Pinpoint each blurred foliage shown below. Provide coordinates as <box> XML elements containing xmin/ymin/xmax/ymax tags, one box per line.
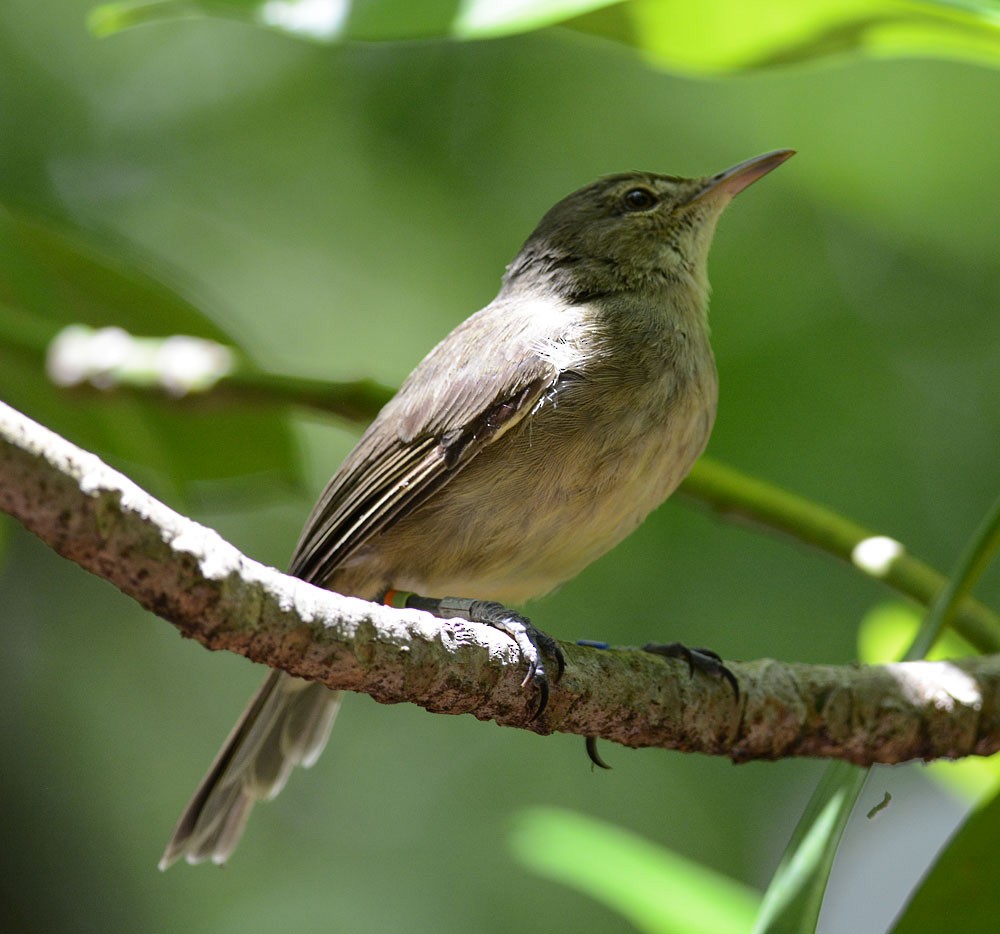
<box><xmin>91</xmin><ymin>0</ymin><xmax>1000</xmax><ymax>71</ymax></box>
<box><xmin>509</xmin><ymin>806</ymin><xmax>760</xmax><ymax>933</ymax></box>
<box><xmin>758</xmin><ymin>492</ymin><xmax>1000</xmax><ymax>933</ymax></box>
<box><xmin>2</xmin><ymin>1</ymin><xmax>1000</xmax><ymax>933</ymax></box>
<box><xmin>894</xmin><ymin>785</ymin><xmax>1000</xmax><ymax>933</ymax></box>
<box><xmin>754</xmin><ymin>761</ymin><xmax>869</xmax><ymax>934</ymax></box>
<box><xmin>0</xmin><ymin>208</ymin><xmax>301</xmax><ymax>500</ymax></box>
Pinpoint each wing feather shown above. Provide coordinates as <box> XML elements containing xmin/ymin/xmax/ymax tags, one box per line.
<box><xmin>288</xmin><ymin>297</ymin><xmax>568</xmax><ymax>585</ymax></box>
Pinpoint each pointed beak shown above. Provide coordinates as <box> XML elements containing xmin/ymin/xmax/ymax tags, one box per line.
<box><xmin>687</xmin><ymin>149</ymin><xmax>795</xmax><ymax>204</ymax></box>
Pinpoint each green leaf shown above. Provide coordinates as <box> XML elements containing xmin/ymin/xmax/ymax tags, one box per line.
<box><xmin>509</xmin><ymin>806</ymin><xmax>760</xmax><ymax>934</ymax></box>
<box><xmin>88</xmin><ymin>0</ymin><xmax>1000</xmax><ymax>71</ymax></box>
<box><xmin>572</xmin><ymin>0</ymin><xmax>1000</xmax><ymax>73</ymax></box>
<box><xmin>0</xmin><ymin>205</ymin><xmax>301</xmax><ymax>499</ymax></box>
<box><xmin>753</xmin><ymin>762</ymin><xmax>867</xmax><ymax>934</ymax></box>
<box><xmin>893</xmin><ymin>787</ymin><xmax>1000</xmax><ymax>933</ymax></box>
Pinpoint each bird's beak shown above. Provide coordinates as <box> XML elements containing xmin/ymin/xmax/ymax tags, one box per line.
<box><xmin>688</xmin><ymin>149</ymin><xmax>795</xmax><ymax>204</ymax></box>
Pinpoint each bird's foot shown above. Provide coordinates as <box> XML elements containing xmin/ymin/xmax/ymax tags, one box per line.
<box><xmin>393</xmin><ymin>593</ymin><xmax>564</xmax><ymax>718</ymax></box>
<box><xmin>641</xmin><ymin>642</ymin><xmax>739</xmax><ymax>700</ymax></box>
<box><xmin>575</xmin><ymin>639</ymin><xmax>739</xmax><ymax>769</ymax></box>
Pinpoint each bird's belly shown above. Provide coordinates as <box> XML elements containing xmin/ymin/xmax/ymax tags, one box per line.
<box><xmin>367</xmin><ymin>378</ymin><xmax>716</xmax><ymax>605</ymax></box>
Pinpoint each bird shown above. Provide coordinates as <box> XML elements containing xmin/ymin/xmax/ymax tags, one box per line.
<box><xmin>159</xmin><ymin>149</ymin><xmax>794</xmax><ymax>868</ymax></box>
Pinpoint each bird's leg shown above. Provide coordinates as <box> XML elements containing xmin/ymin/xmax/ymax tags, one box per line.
<box><xmin>384</xmin><ymin>592</ymin><xmax>564</xmax><ymax>718</ymax></box>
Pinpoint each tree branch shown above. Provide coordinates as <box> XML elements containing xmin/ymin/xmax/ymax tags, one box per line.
<box><xmin>2</xmin><ymin>398</ymin><xmax>999</xmax><ymax>765</ymax></box>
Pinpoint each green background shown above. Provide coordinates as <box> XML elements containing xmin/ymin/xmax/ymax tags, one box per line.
<box><xmin>2</xmin><ymin>2</ymin><xmax>999</xmax><ymax>931</ymax></box>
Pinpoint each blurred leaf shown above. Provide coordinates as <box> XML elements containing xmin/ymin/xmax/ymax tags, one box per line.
<box><xmin>753</xmin><ymin>762</ymin><xmax>867</xmax><ymax>934</ymax></box>
<box><xmin>857</xmin><ymin>601</ymin><xmax>974</xmax><ymax>665</ymax></box>
<box><xmin>893</xmin><ymin>785</ymin><xmax>1000</xmax><ymax>933</ymax></box>
<box><xmin>900</xmin><ymin>490</ymin><xmax>1000</xmax><ymax>663</ymax></box>
<box><xmin>89</xmin><ymin>0</ymin><xmax>1000</xmax><ymax>71</ymax></box>
<box><xmin>928</xmin><ymin>755</ymin><xmax>1000</xmax><ymax>802</ymax></box>
<box><xmin>0</xmin><ymin>206</ymin><xmax>301</xmax><ymax>499</ymax></box>
<box><xmin>572</xmin><ymin>0</ymin><xmax>1000</xmax><ymax>73</ymax></box>
<box><xmin>509</xmin><ymin>806</ymin><xmax>760</xmax><ymax>934</ymax></box>
<box><xmin>858</xmin><ymin>601</ymin><xmax>923</xmax><ymax>663</ymax></box>
<box><xmin>88</xmin><ymin>0</ymin><xmax>622</xmax><ymax>41</ymax></box>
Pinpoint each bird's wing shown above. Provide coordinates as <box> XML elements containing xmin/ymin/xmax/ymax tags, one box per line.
<box><xmin>288</xmin><ymin>298</ymin><xmax>567</xmax><ymax>585</ymax></box>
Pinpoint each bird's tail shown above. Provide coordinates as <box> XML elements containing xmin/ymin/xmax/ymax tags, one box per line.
<box><xmin>158</xmin><ymin>671</ymin><xmax>341</xmax><ymax>869</ymax></box>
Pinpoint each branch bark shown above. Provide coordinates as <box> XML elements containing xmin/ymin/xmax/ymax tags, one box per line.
<box><xmin>2</xmin><ymin>399</ymin><xmax>999</xmax><ymax>765</ymax></box>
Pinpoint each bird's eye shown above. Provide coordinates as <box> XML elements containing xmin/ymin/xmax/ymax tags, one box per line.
<box><xmin>623</xmin><ymin>187</ymin><xmax>657</xmax><ymax>211</ymax></box>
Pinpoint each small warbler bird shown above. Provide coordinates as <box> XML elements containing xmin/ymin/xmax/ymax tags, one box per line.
<box><xmin>160</xmin><ymin>149</ymin><xmax>793</xmax><ymax>868</ymax></box>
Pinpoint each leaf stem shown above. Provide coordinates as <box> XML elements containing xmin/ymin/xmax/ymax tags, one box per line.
<box><xmin>682</xmin><ymin>458</ymin><xmax>1000</xmax><ymax>653</ymax></box>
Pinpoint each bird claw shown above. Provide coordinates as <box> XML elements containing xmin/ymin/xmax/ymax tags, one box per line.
<box><xmin>642</xmin><ymin>642</ymin><xmax>739</xmax><ymax>699</ymax></box>
<box><xmin>409</xmin><ymin>596</ymin><xmax>564</xmax><ymax>719</ymax></box>
<box><xmin>585</xmin><ymin>736</ymin><xmax>612</xmax><ymax>770</ymax></box>
<box><xmin>487</xmin><ymin>607</ymin><xmax>563</xmax><ymax>719</ymax></box>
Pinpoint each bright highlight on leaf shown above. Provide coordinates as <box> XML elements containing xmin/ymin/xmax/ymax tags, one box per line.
<box><xmin>257</xmin><ymin>0</ymin><xmax>351</xmax><ymax>39</ymax></box>
<box><xmin>455</xmin><ymin>0</ymin><xmax>618</xmax><ymax>37</ymax></box>
<box><xmin>509</xmin><ymin>806</ymin><xmax>760</xmax><ymax>934</ymax></box>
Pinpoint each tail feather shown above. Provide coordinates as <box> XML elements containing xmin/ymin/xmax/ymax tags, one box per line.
<box><xmin>159</xmin><ymin>671</ymin><xmax>342</xmax><ymax>869</ymax></box>
<box><xmin>284</xmin><ymin>682</ymin><xmax>343</xmax><ymax>770</ymax></box>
